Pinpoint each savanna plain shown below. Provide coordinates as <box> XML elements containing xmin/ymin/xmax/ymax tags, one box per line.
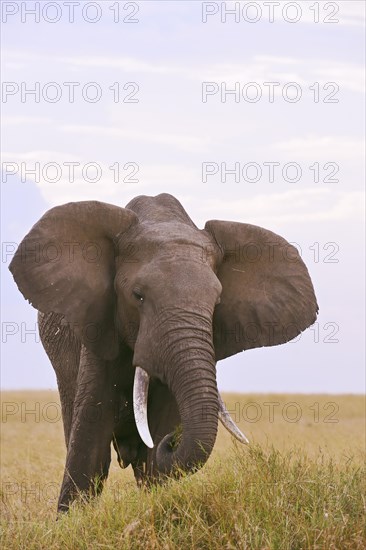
<box><xmin>1</xmin><ymin>391</ymin><xmax>365</xmax><ymax>549</ymax></box>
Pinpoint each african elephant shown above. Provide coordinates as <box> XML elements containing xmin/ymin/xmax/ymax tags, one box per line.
<box><xmin>9</xmin><ymin>193</ymin><xmax>318</xmax><ymax>512</ymax></box>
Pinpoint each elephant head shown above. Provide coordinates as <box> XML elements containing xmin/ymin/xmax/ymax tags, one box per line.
<box><xmin>9</xmin><ymin>193</ymin><xmax>318</xmax><ymax>495</ymax></box>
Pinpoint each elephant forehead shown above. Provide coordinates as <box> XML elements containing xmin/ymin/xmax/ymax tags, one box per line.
<box><xmin>116</xmin><ymin>223</ymin><xmax>217</xmax><ymax>266</ymax></box>
<box><xmin>127</xmin><ymin>259</ymin><xmax>222</xmax><ymax>302</ymax></box>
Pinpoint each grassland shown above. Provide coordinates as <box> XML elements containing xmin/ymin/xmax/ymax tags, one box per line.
<box><xmin>1</xmin><ymin>392</ymin><xmax>365</xmax><ymax>549</ymax></box>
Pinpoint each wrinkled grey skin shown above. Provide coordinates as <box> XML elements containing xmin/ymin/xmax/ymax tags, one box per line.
<box><xmin>9</xmin><ymin>194</ymin><xmax>318</xmax><ymax>512</ymax></box>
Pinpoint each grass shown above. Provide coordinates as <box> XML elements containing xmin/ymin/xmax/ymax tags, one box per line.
<box><xmin>1</xmin><ymin>392</ymin><xmax>365</xmax><ymax>549</ymax></box>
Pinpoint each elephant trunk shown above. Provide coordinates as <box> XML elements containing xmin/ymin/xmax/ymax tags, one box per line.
<box><xmin>155</xmin><ymin>311</ymin><xmax>219</xmax><ymax>475</ymax></box>
<box><xmin>133</xmin><ymin>308</ymin><xmax>219</xmax><ymax>476</ymax></box>
<box><xmin>156</xmin><ymin>361</ymin><xmax>219</xmax><ymax>474</ymax></box>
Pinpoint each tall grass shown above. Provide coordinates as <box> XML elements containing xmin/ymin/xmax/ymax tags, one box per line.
<box><xmin>2</xmin><ymin>445</ymin><xmax>365</xmax><ymax>549</ymax></box>
<box><xmin>1</xmin><ymin>392</ymin><xmax>365</xmax><ymax>549</ymax></box>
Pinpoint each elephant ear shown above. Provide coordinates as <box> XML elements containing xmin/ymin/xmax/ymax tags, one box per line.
<box><xmin>205</xmin><ymin>220</ymin><xmax>318</xmax><ymax>361</ymax></box>
<box><xmin>9</xmin><ymin>201</ymin><xmax>137</xmax><ymax>360</ymax></box>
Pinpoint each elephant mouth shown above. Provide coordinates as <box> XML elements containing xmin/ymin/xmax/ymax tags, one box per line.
<box><xmin>133</xmin><ymin>366</ymin><xmax>249</xmax><ymax>453</ymax></box>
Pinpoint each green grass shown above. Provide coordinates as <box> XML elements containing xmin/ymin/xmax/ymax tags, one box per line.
<box><xmin>1</xmin><ymin>392</ymin><xmax>365</xmax><ymax>549</ymax></box>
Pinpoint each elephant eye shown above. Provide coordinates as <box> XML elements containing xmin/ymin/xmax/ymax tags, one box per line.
<box><xmin>133</xmin><ymin>290</ymin><xmax>144</xmax><ymax>303</ymax></box>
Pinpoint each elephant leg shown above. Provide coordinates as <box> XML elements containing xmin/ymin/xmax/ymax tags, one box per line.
<box><xmin>57</xmin><ymin>345</ymin><xmax>118</xmax><ymax>512</ymax></box>
<box><xmin>38</xmin><ymin>311</ymin><xmax>81</xmax><ymax>446</ymax></box>
<box><xmin>111</xmin><ymin>355</ymin><xmax>149</xmax><ymax>482</ymax></box>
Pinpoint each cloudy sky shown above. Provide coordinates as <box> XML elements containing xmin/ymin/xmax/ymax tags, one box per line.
<box><xmin>1</xmin><ymin>1</ymin><xmax>365</xmax><ymax>393</ymax></box>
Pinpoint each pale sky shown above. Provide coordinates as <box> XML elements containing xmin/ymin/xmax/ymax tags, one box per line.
<box><xmin>1</xmin><ymin>1</ymin><xmax>365</xmax><ymax>393</ymax></box>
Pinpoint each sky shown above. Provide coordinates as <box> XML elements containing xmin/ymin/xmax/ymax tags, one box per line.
<box><xmin>1</xmin><ymin>0</ymin><xmax>365</xmax><ymax>393</ymax></box>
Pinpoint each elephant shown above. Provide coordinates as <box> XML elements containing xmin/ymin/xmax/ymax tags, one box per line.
<box><xmin>9</xmin><ymin>193</ymin><xmax>318</xmax><ymax>512</ymax></box>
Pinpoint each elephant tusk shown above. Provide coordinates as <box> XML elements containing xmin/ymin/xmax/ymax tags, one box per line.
<box><xmin>133</xmin><ymin>367</ymin><xmax>154</xmax><ymax>449</ymax></box>
<box><xmin>218</xmin><ymin>394</ymin><xmax>249</xmax><ymax>445</ymax></box>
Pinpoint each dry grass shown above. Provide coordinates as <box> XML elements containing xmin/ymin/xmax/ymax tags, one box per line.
<box><xmin>1</xmin><ymin>391</ymin><xmax>365</xmax><ymax>549</ymax></box>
